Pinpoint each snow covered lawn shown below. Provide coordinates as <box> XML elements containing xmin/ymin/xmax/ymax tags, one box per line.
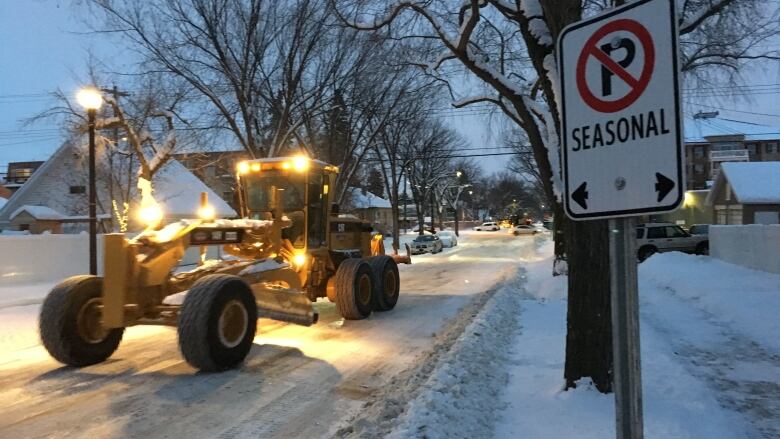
<box><xmin>495</xmin><ymin>243</ymin><xmax>779</xmax><ymax>438</ymax></box>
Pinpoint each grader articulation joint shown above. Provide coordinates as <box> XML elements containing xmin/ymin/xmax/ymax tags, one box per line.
<box><xmin>39</xmin><ymin>156</ymin><xmax>411</xmax><ymax>371</ymax></box>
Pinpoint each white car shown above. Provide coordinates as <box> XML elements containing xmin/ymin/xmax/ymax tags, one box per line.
<box><xmin>511</xmin><ymin>225</ymin><xmax>538</xmax><ymax>236</ymax></box>
<box><xmin>410</xmin><ymin>234</ymin><xmax>444</xmax><ymax>254</ymax></box>
<box><xmin>474</xmin><ymin>222</ymin><xmax>500</xmax><ymax>231</ymax></box>
<box><xmin>436</xmin><ymin>230</ymin><xmax>458</xmax><ymax>247</ymax></box>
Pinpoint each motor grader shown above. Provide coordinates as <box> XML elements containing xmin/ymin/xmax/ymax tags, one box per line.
<box><xmin>39</xmin><ymin>156</ymin><xmax>411</xmax><ymax>371</ymax></box>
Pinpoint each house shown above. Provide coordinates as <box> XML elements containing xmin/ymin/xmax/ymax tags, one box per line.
<box><xmin>684</xmin><ymin>112</ymin><xmax>780</xmax><ymax>190</ymax></box>
<box><xmin>0</xmin><ymin>141</ymin><xmax>236</xmax><ymax>233</ymax></box>
<box><xmin>705</xmin><ymin>162</ymin><xmax>780</xmax><ymax>225</ymax></box>
<box><xmin>344</xmin><ymin>188</ymin><xmax>393</xmax><ymax>234</ymax></box>
<box><xmin>7</xmin><ymin>205</ymin><xmax>112</xmax><ymax>234</ymax></box>
<box><xmin>173</xmin><ymin>150</ymin><xmax>250</xmax><ymax>210</ymax></box>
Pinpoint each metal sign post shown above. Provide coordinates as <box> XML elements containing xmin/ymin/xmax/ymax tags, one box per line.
<box><xmin>557</xmin><ymin>0</ymin><xmax>683</xmax><ymax>437</ymax></box>
<box><xmin>609</xmin><ymin>217</ymin><xmax>643</xmax><ymax>438</ymax></box>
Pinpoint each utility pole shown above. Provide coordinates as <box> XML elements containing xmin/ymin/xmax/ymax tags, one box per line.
<box><xmin>101</xmin><ymin>85</ymin><xmax>130</xmax><ymax>230</ymax></box>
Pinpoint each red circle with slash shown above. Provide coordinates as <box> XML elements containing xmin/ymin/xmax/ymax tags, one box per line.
<box><xmin>576</xmin><ymin>18</ymin><xmax>655</xmax><ymax>113</ymax></box>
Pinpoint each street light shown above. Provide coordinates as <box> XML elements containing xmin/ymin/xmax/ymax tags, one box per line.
<box><xmin>456</xmin><ymin>170</ymin><xmax>462</xmax><ymax>178</ymax></box>
<box><xmin>77</xmin><ymin>87</ymin><xmax>103</xmax><ymax>275</ymax></box>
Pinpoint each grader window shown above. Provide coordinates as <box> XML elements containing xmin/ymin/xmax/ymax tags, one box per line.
<box><xmin>244</xmin><ymin>172</ymin><xmax>306</xmax><ymax>248</ymax></box>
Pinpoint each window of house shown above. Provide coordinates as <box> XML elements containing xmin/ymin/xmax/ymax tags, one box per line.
<box><xmin>18</xmin><ymin>224</ymin><xmax>30</xmax><ymax>231</ymax></box>
<box><xmin>694</xmin><ymin>164</ymin><xmax>704</xmax><ymax>173</ymax></box>
<box><xmin>69</xmin><ymin>185</ymin><xmax>86</xmax><ymax>194</ymax></box>
<box><xmin>767</xmin><ymin>142</ymin><xmax>778</xmax><ymax>153</ymax></box>
<box><xmin>747</xmin><ymin>143</ymin><xmax>757</xmax><ymax>155</ymax></box>
<box><xmin>694</xmin><ymin>147</ymin><xmax>704</xmax><ymax>158</ymax></box>
<box><xmin>725</xmin><ymin>185</ymin><xmax>731</xmax><ymax>201</ymax></box>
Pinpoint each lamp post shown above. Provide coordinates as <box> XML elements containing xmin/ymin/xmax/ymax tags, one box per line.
<box><xmin>77</xmin><ymin>87</ymin><xmax>103</xmax><ymax>275</ymax></box>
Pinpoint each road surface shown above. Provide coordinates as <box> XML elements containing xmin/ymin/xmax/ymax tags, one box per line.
<box><xmin>0</xmin><ymin>231</ymin><xmax>540</xmax><ymax>438</ymax></box>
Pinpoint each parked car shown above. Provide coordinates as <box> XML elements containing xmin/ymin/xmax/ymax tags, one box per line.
<box><xmin>436</xmin><ymin>230</ymin><xmax>458</xmax><ymax>247</ymax></box>
<box><xmin>410</xmin><ymin>234</ymin><xmax>444</xmax><ymax>254</ymax></box>
<box><xmin>636</xmin><ymin>223</ymin><xmax>709</xmax><ymax>261</ymax></box>
<box><xmin>474</xmin><ymin>221</ymin><xmax>500</xmax><ymax>231</ymax></box>
<box><xmin>511</xmin><ymin>225</ymin><xmax>538</xmax><ymax>236</ymax></box>
<box><xmin>688</xmin><ymin>224</ymin><xmax>709</xmax><ymax>236</ymax></box>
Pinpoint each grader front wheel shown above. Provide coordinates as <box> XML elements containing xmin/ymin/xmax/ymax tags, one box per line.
<box><xmin>178</xmin><ymin>274</ymin><xmax>258</xmax><ymax>372</ymax></box>
<box><xmin>334</xmin><ymin>259</ymin><xmax>375</xmax><ymax>320</ymax></box>
<box><xmin>39</xmin><ymin>275</ymin><xmax>124</xmax><ymax>367</ymax></box>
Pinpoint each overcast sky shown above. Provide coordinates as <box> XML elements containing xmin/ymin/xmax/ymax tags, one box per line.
<box><xmin>1</xmin><ymin>0</ymin><xmax>779</xmax><ymax>175</ymax></box>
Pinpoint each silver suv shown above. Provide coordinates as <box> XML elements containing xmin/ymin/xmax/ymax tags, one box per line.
<box><xmin>636</xmin><ymin>223</ymin><xmax>709</xmax><ymax>261</ymax></box>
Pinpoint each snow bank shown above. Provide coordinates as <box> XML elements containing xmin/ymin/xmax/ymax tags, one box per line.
<box><xmin>385</xmin><ymin>271</ymin><xmax>523</xmax><ymax>439</ymax></box>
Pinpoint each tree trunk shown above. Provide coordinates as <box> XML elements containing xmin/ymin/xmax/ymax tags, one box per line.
<box><xmin>391</xmin><ymin>203</ymin><xmax>400</xmax><ymax>253</ymax></box>
<box><xmin>564</xmin><ymin>217</ymin><xmax>612</xmax><ymax>392</ymax></box>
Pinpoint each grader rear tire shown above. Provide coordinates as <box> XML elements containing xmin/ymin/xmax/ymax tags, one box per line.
<box><xmin>39</xmin><ymin>275</ymin><xmax>124</xmax><ymax>367</ymax></box>
<box><xmin>334</xmin><ymin>259</ymin><xmax>374</xmax><ymax>320</ymax></box>
<box><xmin>178</xmin><ymin>274</ymin><xmax>257</xmax><ymax>372</ymax></box>
<box><xmin>369</xmin><ymin>256</ymin><xmax>399</xmax><ymax>312</ymax></box>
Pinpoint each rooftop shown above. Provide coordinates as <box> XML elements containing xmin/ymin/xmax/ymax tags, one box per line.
<box><xmin>707</xmin><ymin>162</ymin><xmax>780</xmax><ymax>204</ymax></box>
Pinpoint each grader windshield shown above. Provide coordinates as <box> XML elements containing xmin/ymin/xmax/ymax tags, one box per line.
<box><xmin>243</xmin><ymin>170</ymin><xmax>307</xmax><ymax>248</ymax></box>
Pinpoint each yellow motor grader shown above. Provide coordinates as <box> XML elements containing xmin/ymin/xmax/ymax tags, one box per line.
<box><xmin>39</xmin><ymin>156</ymin><xmax>411</xmax><ymax>371</ymax></box>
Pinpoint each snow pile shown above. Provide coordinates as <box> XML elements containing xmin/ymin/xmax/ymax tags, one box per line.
<box><xmin>383</xmin><ymin>272</ymin><xmax>524</xmax><ymax>439</ymax></box>
<box><xmin>153</xmin><ymin>160</ymin><xmax>237</xmax><ymax>218</ymax></box>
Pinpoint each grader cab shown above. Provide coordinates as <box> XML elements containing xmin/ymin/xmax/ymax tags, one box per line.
<box><xmin>39</xmin><ymin>156</ymin><xmax>411</xmax><ymax>371</ymax></box>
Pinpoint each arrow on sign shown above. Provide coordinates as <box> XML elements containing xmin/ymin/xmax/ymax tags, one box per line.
<box><xmin>572</xmin><ymin>182</ymin><xmax>589</xmax><ymax>209</ymax></box>
<box><xmin>655</xmin><ymin>173</ymin><xmax>675</xmax><ymax>202</ymax></box>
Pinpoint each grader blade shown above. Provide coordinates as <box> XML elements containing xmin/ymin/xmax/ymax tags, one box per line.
<box><xmin>253</xmin><ymin>285</ymin><xmax>318</xmax><ymax>326</ymax></box>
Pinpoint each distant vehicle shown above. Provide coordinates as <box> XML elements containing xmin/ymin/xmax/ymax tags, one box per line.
<box><xmin>688</xmin><ymin>224</ymin><xmax>709</xmax><ymax>236</ymax></box>
<box><xmin>436</xmin><ymin>230</ymin><xmax>458</xmax><ymax>247</ymax></box>
<box><xmin>474</xmin><ymin>221</ymin><xmax>500</xmax><ymax>231</ymax></box>
<box><xmin>636</xmin><ymin>223</ymin><xmax>709</xmax><ymax>262</ymax></box>
<box><xmin>531</xmin><ymin>221</ymin><xmax>547</xmax><ymax>232</ymax></box>
<box><xmin>511</xmin><ymin>225</ymin><xmax>538</xmax><ymax>236</ymax></box>
<box><xmin>411</xmin><ymin>234</ymin><xmax>444</xmax><ymax>254</ymax></box>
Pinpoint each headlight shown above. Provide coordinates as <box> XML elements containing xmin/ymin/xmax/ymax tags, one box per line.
<box><xmin>292</xmin><ymin>155</ymin><xmax>309</xmax><ymax>172</ymax></box>
<box><xmin>293</xmin><ymin>253</ymin><xmax>306</xmax><ymax>267</ymax></box>
<box><xmin>197</xmin><ymin>204</ymin><xmax>216</xmax><ymax>221</ymax></box>
<box><xmin>138</xmin><ymin>204</ymin><xmax>163</xmax><ymax>227</ymax></box>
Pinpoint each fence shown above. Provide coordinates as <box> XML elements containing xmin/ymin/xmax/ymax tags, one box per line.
<box><xmin>710</xmin><ymin>225</ymin><xmax>780</xmax><ymax>274</ymax></box>
<box><xmin>0</xmin><ymin>233</ymin><xmax>221</xmax><ymax>286</ymax></box>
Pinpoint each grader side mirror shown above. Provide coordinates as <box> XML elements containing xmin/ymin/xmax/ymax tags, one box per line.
<box><xmin>331</xmin><ymin>203</ymin><xmax>340</xmax><ymax>215</ymax></box>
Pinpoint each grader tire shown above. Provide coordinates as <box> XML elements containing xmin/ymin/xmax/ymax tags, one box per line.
<box><xmin>334</xmin><ymin>259</ymin><xmax>374</xmax><ymax>320</ymax></box>
<box><xmin>39</xmin><ymin>275</ymin><xmax>124</xmax><ymax>367</ymax></box>
<box><xmin>369</xmin><ymin>256</ymin><xmax>400</xmax><ymax>312</ymax></box>
<box><xmin>178</xmin><ymin>274</ymin><xmax>257</xmax><ymax>372</ymax></box>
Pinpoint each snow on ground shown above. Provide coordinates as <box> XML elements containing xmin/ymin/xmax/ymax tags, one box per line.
<box><xmin>494</xmin><ymin>244</ymin><xmax>779</xmax><ymax>438</ymax></box>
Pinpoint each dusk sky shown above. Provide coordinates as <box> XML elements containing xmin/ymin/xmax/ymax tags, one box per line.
<box><xmin>2</xmin><ymin>0</ymin><xmax>780</xmax><ymax>174</ymax></box>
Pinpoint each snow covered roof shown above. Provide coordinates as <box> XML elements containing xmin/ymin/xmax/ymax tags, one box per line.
<box><xmin>706</xmin><ymin>162</ymin><xmax>780</xmax><ymax>205</ymax></box>
<box><xmin>8</xmin><ymin>205</ymin><xmax>112</xmax><ymax>221</ymax></box>
<box><xmin>346</xmin><ymin>187</ymin><xmax>391</xmax><ymax>209</ymax></box>
<box><xmin>10</xmin><ymin>205</ymin><xmax>66</xmax><ymax>220</ymax></box>
<box><xmin>153</xmin><ymin>160</ymin><xmax>237</xmax><ymax>218</ymax></box>
<box><xmin>684</xmin><ymin>115</ymin><xmax>780</xmax><ymax>143</ymax></box>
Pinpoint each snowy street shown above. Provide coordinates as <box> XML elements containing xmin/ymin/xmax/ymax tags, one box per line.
<box><xmin>0</xmin><ymin>231</ymin><xmax>539</xmax><ymax>439</ymax></box>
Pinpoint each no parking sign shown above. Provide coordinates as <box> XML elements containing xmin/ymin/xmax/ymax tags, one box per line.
<box><xmin>559</xmin><ymin>0</ymin><xmax>683</xmax><ymax>220</ymax></box>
